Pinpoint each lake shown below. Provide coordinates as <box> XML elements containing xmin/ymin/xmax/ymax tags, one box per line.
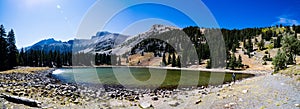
<box><xmin>52</xmin><ymin>67</ymin><xmax>254</xmax><ymax>89</ymax></box>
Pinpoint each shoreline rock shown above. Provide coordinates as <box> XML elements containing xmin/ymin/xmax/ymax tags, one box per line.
<box><xmin>0</xmin><ymin>93</ymin><xmax>41</xmax><ymax>107</ymax></box>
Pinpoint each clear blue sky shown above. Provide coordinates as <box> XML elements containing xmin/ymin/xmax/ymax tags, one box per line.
<box><xmin>0</xmin><ymin>0</ymin><xmax>299</xmax><ymax>48</ymax></box>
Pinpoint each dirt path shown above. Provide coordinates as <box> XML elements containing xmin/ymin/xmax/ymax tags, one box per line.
<box><xmin>109</xmin><ymin>73</ymin><xmax>299</xmax><ymax>109</ymax></box>
<box><xmin>198</xmin><ymin>74</ymin><xmax>300</xmax><ymax>109</ymax></box>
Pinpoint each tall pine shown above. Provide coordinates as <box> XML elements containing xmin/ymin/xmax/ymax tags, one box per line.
<box><xmin>19</xmin><ymin>48</ymin><xmax>25</xmax><ymax>66</ymax></box>
<box><xmin>176</xmin><ymin>55</ymin><xmax>181</xmax><ymax>68</ymax></box>
<box><xmin>162</xmin><ymin>52</ymin><xmax>167</xmax><ymax>66</ymax></box>
<box><xmin>167</xmin><ymin>53</ymin><xmax>171</xmax><ymax>65</ymax></box>
<box><xmin>0</xmin><ymin>25</ymin><xmax>8</xmax><ymax>70</ymax></box>
<box><xmin>171</xmin><ymin>53</ymin><xmax>176</xmax><ymax>67</ymax></box>
<box><xmin>229</xmin><ymin>54</ymin><xmax>237</xmax><ymax>70</ymax></box>
<box><xmin>237</xmin><ymin>55</ymin><xmax>243</xmax><ymax>68</ymax></box>
<box><xmin>7</xmin><ymin>29</ymin><xmax>18</xmax><ymax>68</ymax></box>
<box><xmin>56</xmin><ymin>51</ymin><xmax>62</xmax><ymax>68</ymax></box>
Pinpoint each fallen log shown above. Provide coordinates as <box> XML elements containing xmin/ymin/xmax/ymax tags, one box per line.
<box><xmin>0</xmin><ymin>93</ymin><xmax>41</xmax><ymax>107</ymax></box>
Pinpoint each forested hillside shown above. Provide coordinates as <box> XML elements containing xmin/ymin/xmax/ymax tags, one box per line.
<box><xmin>1</xmin><ymin>24</ymin><xmax>300</xmax><ymax>71</ymax></box>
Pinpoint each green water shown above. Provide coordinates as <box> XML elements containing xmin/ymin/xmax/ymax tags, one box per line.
<box><xmin>53</xmin><ymin>67</ymin><xmax>254</xmax><ymax>89</ymax></box>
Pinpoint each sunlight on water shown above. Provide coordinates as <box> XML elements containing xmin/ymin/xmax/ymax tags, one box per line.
<box><xmin>52</xmin><ymin>69</ymin><xmax>64</xmax><ymax>74</ymax></box>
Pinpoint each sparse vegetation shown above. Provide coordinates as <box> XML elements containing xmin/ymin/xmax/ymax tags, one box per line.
<box><xmin>228</xmin><ymin>54</ymin><xmax>243</xmax><ymax>70</ymax></box>
<box><xmin>272</xmin><ymin>49</ymin><xmax>287</xmax><ymax>72</ymax></box>
<box><xmin>282</xmin><ymin>34</ymin><xmax>300</xmax><ymax>65</ymax></box>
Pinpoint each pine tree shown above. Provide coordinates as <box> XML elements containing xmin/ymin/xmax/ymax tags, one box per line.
<box><xmin>247</xmin><ymin>38</ymin><xmax>253</xmax><ymax>52</ymax></box>
<box><xmin>111</xmin><ymin>54</ymin><xmax>117</xmax><ymax>65</ymax></box>
<box><xmin>272</xmin><ymin>49</ymin><xmax>287</xmax><ymax>71</ymax></box>
<box><xmin>258</xmin><ymin>39</ymin><xmax>265</xmax><ymax>50</ymax></box>
<box><xmin>56</xmin><ymin>51</ymin><xmax>62</xmax><ymax>68</ymax></box>
<box><xmin>49</xmin><ymin>50</ymin><xmax>54</xmax><ymax>67</ymax></box>
<box><xmin>167</xmin><ymin>53</ymin><xmax>171</xmax><ymax>65</ymax></box>
<box><xmin>274</xmin><ymin>34</ymin><xmax>282</xmax><ymax>48</ymax></box>
<box><xmin>162</xmin><ymin>53</ymin><xmax>167</xmax><ymax>66</ymax></box>
<box><xmin>237</xmin><ymin>55</ymin><xmax>243</xmax><ymax>68</ymax></box>
<box><xmin>33</xmin><ymin>50</ymin><xmax>38</xmax><ymax>67</ymax></box>
<box><xmin>229</xmin><ymin>54</ymin><xmax>237</xmax><ymax>70</ymax></box>
<box><xmin>0</xmin><ymin>25</ymin><xmax>8</xmax><ymax>70</ymax></box>
<box><xmin>282</xmin><ymin>35</ymin><xmax>300</xmax><ymax>65</ymax></box>
<box><xmin>243</xmin><ymin>39</ymin><xmax>247</xmax><ymax>49</ymax></box>
<box><xmin>95</xmin><ymin>53</ymin><xmax>99</xmax><ymax>65</ymax></box>
<box><xmin>118</xmin><ymin>56</ymin><xmax>121</xmax><ymax>65</ymax></box>
<box><xmin>99</xmin><ymin>54</ymin><xmax>104</xmax><ymax>64</ymax></box>
<box><xmin>171</xmin><ymin>53</ymin><xmax>176</xmax><ymax>67</ymax></box>
<box><xmin>19</xmin><ymin>48</ymin><xmax>25</xmax><ymax>66</ymax></box>
<box><xmin>176</xmin><ymin>55</ymin><xmax>181</xmax><ymax>68</ymax></box>
<box><xmin>7</xmin><ymin>29</ymin><xmax>18</xmax><ymax>68</ymax></box>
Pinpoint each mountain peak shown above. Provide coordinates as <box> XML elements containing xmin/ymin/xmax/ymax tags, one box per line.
<box><xmin>96</xmin><ymin>31</ymin><xmax>111</xmax><ymax>37</ymax></box>
<box><xmin>92</xmin><ymin>31</ymin><xmax>116</xmax><ymax>39</ymax></box>
<box><xmin>149</xmin><ymin>24</ymin><xmax>179</xmax><ymax>33</ymax></box>
<box><xmin>151</xmin><ymin>24</ymin><xmax>167</xmax><ymax>28</ymax></box>
<box><xmin>34</xmin><ymin>38</ymin><xmax>58</xmax><ymax>45</ymax></box>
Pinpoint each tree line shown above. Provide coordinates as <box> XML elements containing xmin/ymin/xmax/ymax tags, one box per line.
<box><xmin>0</xmin><ymin>24</ymin><xmax>73</xmax><ymax>70</ymax></box>
<box><xmin>2</xmin><ymin>23</ymin><xmax>300</xmax><ymax>71</ymax></box>
<box><xmin>161</xmin><ymin>52</ymin><xmax>181</xmax><ymax>67</ymax></box>
<box><xmin>130</xmin><ymin>26</ymin><xmax>260</xmax><ymax>69</ymax></box>
<box><xmin>18</xmin><ymin>49</ymin><xmax>72</xmax><ymax>68</ymax></box>
<box><xmin>0</xmin><ymin>25</ymin><xmax>18</xmax><ymax>71</ymax></box>
<box><xmin>272</xmin><ymin>27</ymin><xmax>300</xmax><ymax>71</ymax></box>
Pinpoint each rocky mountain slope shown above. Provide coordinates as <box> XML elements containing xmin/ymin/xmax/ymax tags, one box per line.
<box><xmin>25</xmin><ymin>24</ymin><xmax>179</xmax><ymax>55</ymax></box>
<box><xmin>25</xmin><ymin>31</ymin><xmax>130</xmax><ymax>53</ymax></box>
<box><xmin>111</xmin><ymin>24</ymin><xmax>180</xmax><ymax>55</ymax></box>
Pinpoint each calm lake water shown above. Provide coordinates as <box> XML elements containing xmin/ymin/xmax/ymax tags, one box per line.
<box><xmin>52</xmin><ymin>67</ymin><xmax>254</xmax><ymax>89</ymax></box>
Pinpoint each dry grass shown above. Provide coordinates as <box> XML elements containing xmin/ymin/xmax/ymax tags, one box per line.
<box><xmin>278</xmin><ymin>65</ymin><xmax>300</xmax><ymax>81</ymax></box>
<box><xmin>127</xmin><ymin>52</ymin><xmax>161</xmax><ymax>66</ymax></box>
<box><xmin>279</xmin><ymin>65</ymin><xmax>300</xmax><ymax>75</ymax></box>
<box><xmin>0</xmin><ymin>67</ymin><xmax>50</xmax><ymax>74</ymax></box>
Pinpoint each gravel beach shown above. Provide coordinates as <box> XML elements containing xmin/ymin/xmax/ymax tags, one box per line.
<box><xmin>0</xmin><ymin>67</ymin><xmax>299</xmax><ymax>109</ymax></box>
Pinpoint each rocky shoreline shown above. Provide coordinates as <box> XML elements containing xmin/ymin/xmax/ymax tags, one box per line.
<box><xmin>0</xmin><ymin>68</ymin><xmax>243</xmax><ymax>108</ymax></box>
<box><xmin>0</xmin><ymin>69</ymin><xmax>83</xmax><ymax>108</ymax></box>
<box><xmin>2</xmin><ymin>68</ymin><xmax>297</xmax><ymax>109</ymax></box>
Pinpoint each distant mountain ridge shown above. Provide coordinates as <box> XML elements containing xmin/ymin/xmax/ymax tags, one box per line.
<box><xmin>25</xmin><ymin>24</ymin><xmax>179</xmax><ymax>54</ymax></box>
<box><xmin>25</xmin><ymin>38</ymin><xmax>72</xmax><ymax>52</ymax></box>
